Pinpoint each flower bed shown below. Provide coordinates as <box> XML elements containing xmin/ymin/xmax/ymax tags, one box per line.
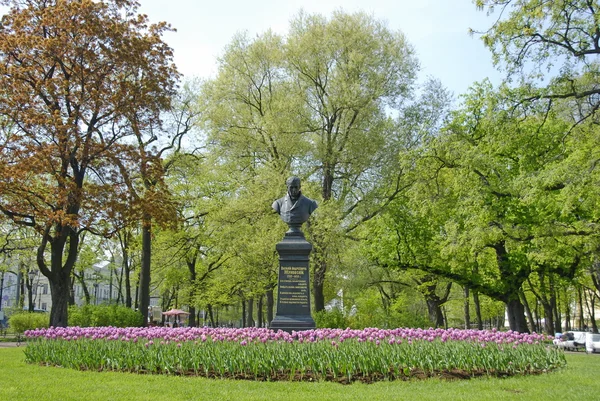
<box><xmin>24</xmin><ymin>326</ymin><xmax>565</xmax><ymax>383</ymax></box>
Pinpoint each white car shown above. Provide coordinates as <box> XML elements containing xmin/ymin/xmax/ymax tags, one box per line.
<box><xmin>554</xmin><ymin>331</ymin><xmax>587</xmax><ymax>351</ymax></box>
<box><xmin>585</xmin><ymin>333</ymin><xmax>600</xmax><ymax>354</ymax></box>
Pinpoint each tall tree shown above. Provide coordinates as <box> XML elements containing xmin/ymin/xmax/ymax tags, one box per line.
<box><xmin>0</xmin><ymin>0</ymin><xmax>179</xmax><ymax>326</ymax></box>
<box><xmin>376</xmin><ymin>81</ymin><xmax>589</xmax><ymax>332</ymax></box>
<box><xmin>201</xmin><ymin>11</ymin><xmax>419</xmax><ymax>312</ymax></box>
<box><xmin>286</xmin><ymin>11</ymin><xmax>419</xmax><ymax>311</ymax></box>
<box><xmin>475</xmin><ymin>0</ymin><xmax>600</xmax><ymax>123</ymax></box>
<box><xmin>116</xmin><ymin>82</ymin><xmax>198</xmax><ymax>326</ymax></box>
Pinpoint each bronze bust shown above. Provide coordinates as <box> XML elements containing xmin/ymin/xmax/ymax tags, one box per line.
<box><xmin>272</xmin><ymin>176</ymin><xmax>318</xmax><ymax>235</ymax></box>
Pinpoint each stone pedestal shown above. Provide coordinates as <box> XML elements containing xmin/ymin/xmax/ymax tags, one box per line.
<box><xmin>269</xmin><ymin>232</ymin><xmax>315</xmax><ymax>332</ymax></box>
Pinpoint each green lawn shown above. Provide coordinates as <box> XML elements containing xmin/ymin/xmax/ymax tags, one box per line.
<box><xmin>1</xmin><ymin>347</ymin><xmax>599</xmax><ymax>401</ymax></box>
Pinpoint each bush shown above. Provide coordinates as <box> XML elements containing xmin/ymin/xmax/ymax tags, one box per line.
<box><xmin>314</xmin><ymin>309</ymin><xmax>349</xmax><ymax>329</ymax></box>
<box><xmin>9</xmin><ymin>312</ymin><xmax>49</xmax><ymax>335</ymax></box>
<box><xmin>68</xmin><ymin>305</ymin><xmax>142</xmax><ymax>327</ymax></box>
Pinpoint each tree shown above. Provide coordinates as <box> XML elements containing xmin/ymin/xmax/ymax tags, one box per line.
<box><xmin>116</xmin><ymin>82</ymin><xmax>199</xmax><ymax>326</ymax></box>
<box><xmin>365</xmin><ymin>79</ymin><xmax>598</xmax><ymax>332</ymax></box>
<box><xmin>152</xmin><ymin>153</ymin><xmax>231</xmax><ymax>327</ymax></box>
<box><xmin>0</xmin><ymin>0</ymin><xmax>179</xmax><ymax>326</ymax></box>
<box><xmin>475</xmin><ymin>0</ymin><xmax>600</xmax><ymax>123</ymax></box>
<box><xmin>201</xmin><ymin>10</ymin><xmax>420</xmax><ymax>313</ymax></box>
<box><xmin>287</xmin><ymin>11</ymin><xmax>419</xmax><ymax>312</ymax></box>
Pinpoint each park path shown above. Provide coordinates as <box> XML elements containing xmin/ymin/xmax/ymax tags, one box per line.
<box><xmin>0</xmin><ymin>342</ymin><xmax>21</xmax><ymax>348</ymax></box>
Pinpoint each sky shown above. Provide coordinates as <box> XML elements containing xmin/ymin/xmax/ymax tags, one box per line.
<box><xmin>137</xmin><ymin>0</ymin><xmax>505</xmax><ymax>98</ymax></box>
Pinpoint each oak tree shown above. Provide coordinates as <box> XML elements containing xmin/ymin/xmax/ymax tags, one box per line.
<box><xmin>0</xmin><ymin>0</ymin><xmax>179</xmax><ymax>326</ymax></box>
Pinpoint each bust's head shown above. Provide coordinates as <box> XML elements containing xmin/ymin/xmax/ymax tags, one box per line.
<box><xmin>286</xmin><ymin>176</ymin><xmax>301</xmax><ymax>200</ymax></box>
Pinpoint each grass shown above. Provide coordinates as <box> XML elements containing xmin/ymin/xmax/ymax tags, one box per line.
<box><xmin>1</xmin><ymin>346</ymin><xmax>599</xmax><ymax>401</ymax></box>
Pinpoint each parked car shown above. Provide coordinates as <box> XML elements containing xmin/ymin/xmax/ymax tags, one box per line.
<box><xmin>554</xmin><ymin>331</ymin><xmax>587</xmax><ymax>351</ymax></box>
<box><xmin>585</xmin><ymin>333</ymin><xmax>600</xmax><ymax>354</ymax></box>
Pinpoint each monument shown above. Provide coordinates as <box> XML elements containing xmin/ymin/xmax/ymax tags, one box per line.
<box><xmin>270</xmin><ymin>176</ymin><xmax>317</xmax><ymax>332</ymax></box>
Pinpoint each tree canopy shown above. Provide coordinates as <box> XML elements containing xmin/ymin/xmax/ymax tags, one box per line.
<box><xmin>0</xmin><ymin>0</ymin><xmax>179</xmax><ymax>326</ymax></box>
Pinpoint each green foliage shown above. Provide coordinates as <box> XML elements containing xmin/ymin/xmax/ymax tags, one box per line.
<box><xmin>8</xmin><ymin>312</ymin><xmax>49</xmax><ymax>334</ymax></box>
<box><xmin>347</xmin><ymin>294</ymin><xmax>431</xmax><ymax>330</ymax></box>
<box><xmin>199</xmin><ymin>9</ymin><xmax>424</xmax><ymax>314</ymax></box>
<box><xmin>476</xmin><ymin>0</ymin><xmax>600</xmax><ymax>76</ymax></box>
<box><xmin>313</xmin><ymin>310</ymin><xmax>348</xmax><ymax>329</ymax></box>
<box><xmin>475</xmin><ymin>0</ymin><xmax>600</xmax><ymax>125</ymax></box>
<box><xmin>68</xmin><ymin>305</ymin><xmax>142</xmax><ymax>328</ymax></box>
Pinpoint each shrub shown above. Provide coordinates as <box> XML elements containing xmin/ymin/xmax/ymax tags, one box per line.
<box><xmin>314</xmin><ymin>309</ymin><xmax>349</xmax><ymax>329</ymax></box>
<box><xmin>68</xmin><ymin>305</ymin><xmax>142</xmax><ymax>327</ymax></box>
<box><xmin>9</xmin><ymin>312</ymin><xmax>49</xmax><ymax>335</ymax></box>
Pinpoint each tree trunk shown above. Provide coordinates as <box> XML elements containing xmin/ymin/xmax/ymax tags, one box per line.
<box><xmin>48</xmin><ymin>277</ymin><xmax>70</xmax><ymax>327</ymax></box>
<box><xmin>520</xmin><ymin>290</ymin><xmax>537</xmax><ymax>333</ymax></box>
<box><xmin>125</xmin><ymin>259</ymin><xmax>132</xmax><ymax>308</ymax></box>
<box><xmin>506</xmin><ymin>298</ymin><xmax>529</xmax><ymax>333</ymax></box>
<box><xmin>464</xmin><ymin>286</ymin><xmax>470</xmax><ymax>329</ymax></box>
<box><xmin>577</xmin><ymin>286</ymin><xmax>585</xmax><ymax>330</ymax></box>
<box><xmin>187</xmin><ymin>258</ymin><xmax>197</xmax><ymax>327</ymax></box>
<box><xmin>493</xmin><ymin>241</ymin><xmax>529</xmax><ymax>333</ymax></box>
<box><xmin>108</xmin><ymin>264</ymin><xmax>113</xmax><ymax>304</ymax></box>
<box><xmin>18</xmin><ymin>276</ymin><xmax>24</xmax><ymax>309</ymax></box>
<box><xmin>565</xmin><ymin>295</ymin><xmax>571</xmax><ymax>331</ymax></box>
<box><xmin>27</xmin><ymin>279</ymin><xmax>34</xmax><ymax>312</ymax></box>
<box><xmin>122</xmin><ymin>233</ymin><xmax>133</xmax><ymax>308</ymax></box>
<box><xmin>41</xmin><ymin>228</ymin><xmax>80</xmax><ymax>327</ymax></box>
<box><xmin>550</xmin><ymin>276</ymin><xmax>561</xmax><ymax>333</ymax></box>
<box><xmin>313</xmin><ymin>259</ymin><xmax>326</xmax><ymax>312</ymax></box>
<box><xmin>266</xmin><ymin>288</ymin><xmax>274</xmax><ymax>324</ymax></box>
<box><xmin>541</xmin><ymin>301</ymin><xmax>555</xmax><ymax>335</ymax></box>
<box><xmin>68</xmin><ymin>276</ymin><xmax>75</xmax><ymax>306</ymax></box>
<box><xmin>257</xmin><ymin>296</ymin><xmax>263</xmax><ymax>328</ymax></box>
<box><xmin>15</xmin><ymin>269</ymin><xmax>22</xmax><ymax>309</ymax></box>
<box><xmin>207</xmin><ymin>304</ymin><xmax>215</xmax><ymax>327</ymax></box>
<box><xmin>426</xmin><ymin>299</ymin><xmax>445</xmax><ymax>328</ymax></box>
<box><xmin>589</xmin><ymin>292</ymin><xmax>598</xmax><ymax>333</ymax></box>
<box><xmin>583</xmin><ymin>289</ymin><xmax>597</xmax><ymax>333</ymax></box>
<box><xmin>0</xmin><ymin>272</ymin><xmax>3</xmax><ymax>311</ymax></box>
<box><xmin>74</xmin><ymin>272</ymin><xmax>91</xmax><ymax>305</ymax></box>
<box><xmin>241</xmin><ymin>300</ymin><xmax>246</xmax><ymax>327</ymax></box>
<box><xmin>312</xmin><ymin>167</ymin><xmax>334</xmax><ymax>313</ymax></box>
<box><xmin>188</xmin><ymin>306</ymin><xmax>196</xmax><ymax>327</ymax></box>
<box><xmin>116</xmin><ymin>261</ymin><xmax>124</xmax><ymax>305</ymax></box>
<box><xmin>138</xmin><ymin>215</ymin><xmax>152</xmax><ymax>327</ymax></box>
<box><xmin>473</xmin><ymin>290</ymin><xmax>483</xmax><ymax>330</ymax></box>
<box><xmin>246</xmin><ymin>298</ymin><xmax>255</xmax><ymax>327</ymax></box>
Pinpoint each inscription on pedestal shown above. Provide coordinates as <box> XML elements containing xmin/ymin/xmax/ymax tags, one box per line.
<box><xmin>270</xmin><ymin>234</ymin><xmax>316</xmax><ymax>332</ymax></box>
<box><xmin>278</xmin><ymin>265</ymin><xmax>309</xmax><ymax>309</ymax></box>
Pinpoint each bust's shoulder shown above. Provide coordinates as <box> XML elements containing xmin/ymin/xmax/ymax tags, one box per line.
<box><xmin>272</xmin><ymin>197</ymin><xmax>284</xmax><ymax>211</ymax></box>
<box><xmin>299</xmin><ymin>195</ymin><xmax>318</xmax><ymax>209</ymax></box>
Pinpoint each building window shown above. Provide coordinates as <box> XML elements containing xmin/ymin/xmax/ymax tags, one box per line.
<box><xmin>41</xmin><ymin>303</ymin><xmax>47</xmax><ymax>310</ymax></box>
<box><xmin>42</xmin><ymin>284</ymin><xmax>48</xmax><ymax>295</ymax></box>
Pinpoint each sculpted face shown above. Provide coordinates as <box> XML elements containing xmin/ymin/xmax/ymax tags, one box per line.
<box><xmin>273</xmin><ymin>176</ymin><xmax>317</xmax><ymax>232</ymax></box>
<box><xmin>288</xmin><ymin>181</ymin><xmax>300</xmax><ymax>199</ymax></box>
